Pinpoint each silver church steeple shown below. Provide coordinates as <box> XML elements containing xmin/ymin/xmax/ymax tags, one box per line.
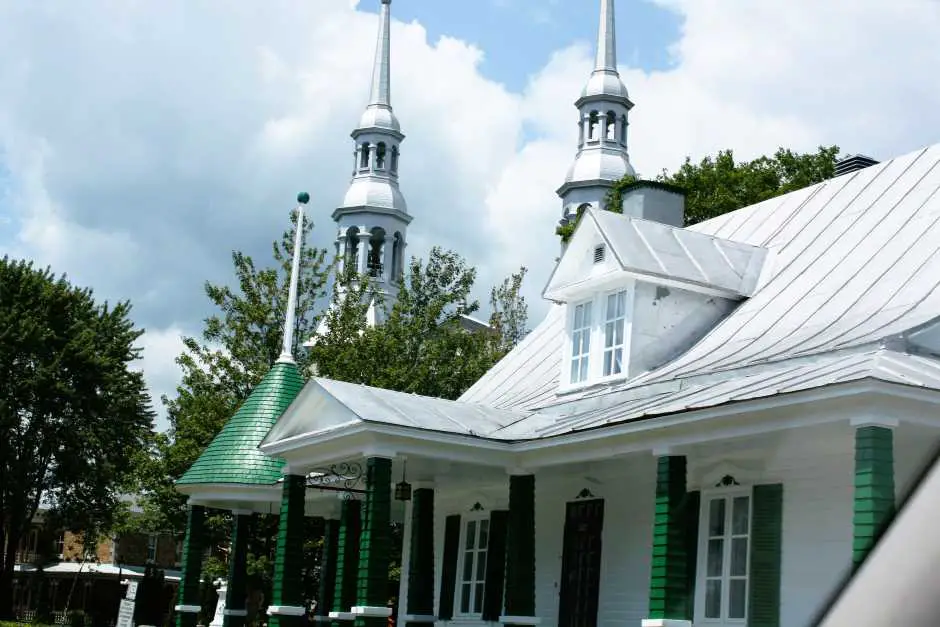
<box><xmin>557</xmin><ymin>0</ymin><xmax>635</xmax><ymax>226</ymax></box>
<box><xmin>333</xmin><ymin>0</ymin><xmax>411</xmax><ymax>316</ymax></box>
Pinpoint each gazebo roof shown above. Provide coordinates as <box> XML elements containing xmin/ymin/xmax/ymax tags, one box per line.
<box><xmin>177</xmin><ymin>361</ymin><xmax>304</xmax><ymax>486</ymax></box>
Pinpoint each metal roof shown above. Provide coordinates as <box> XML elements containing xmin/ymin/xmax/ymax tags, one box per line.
<box><xmin>267</xmin><ymin>142</ymin><xmax>940</xmax><ymax>447</ymax></box>
<box><xmin>461</xmin><ymin>142</ymin><xmax>940</xmax><ymax>421</ymax></box>
<box><xmin>495</xmin><ymin>348</ymin><xmax>940</xmax><ymax>439</ymax></box>
<box><xmin>262</xmin><ymin>376</ymin><xmax>540</xmax><ymax>445</ymax></box>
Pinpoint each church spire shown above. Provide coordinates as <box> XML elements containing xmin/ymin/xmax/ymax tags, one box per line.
<box><xmin>277</xmin><ymin>192</ymin><xmax>309</xmax><ymax>364</ymax></box>
<box><xmin>369</xmin><ymin>0</ymin><xmax>392</xmax><ymax>108</ymax></box>
<box><xmin>594</xmin><ymin>0</ymin><xmax>617</xmax><ymax>73</ymax></box>
<box><xmin>330</xmin><ymin>0</ymin><xmax>411</xmax><ymax>325</ymax></box>
<box><xmin>556</xmin><ymin>0</ymin><xmax>635</xmax><ymax>234</ymax></box>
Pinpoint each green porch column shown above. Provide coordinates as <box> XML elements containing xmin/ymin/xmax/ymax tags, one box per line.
<box><xmin>645</xmin><ymin>455</ymin><xmax>691</xmax><ymax>625</ymax></box>
<box><xmin>315</xmin><ymin>518</ymin><xmax>340</xmax><ymax>622</ymax></box>
<box><xmin>175</xmin><ymin>503</ymin><xmax>206</xmax><ymax>627</ymax></box>
<box><xmin>501</xmin><ymin>473</ymin><xmax>538</xmax><ymax>627</ymax></box>
<box><xmin>354</xmin><ymin>457</ymin><xmax>393</xmax><ymax>627</ymax></box>
<box><xmin>223</xmin><ymin>511</ymin><xmax>252</xmax><ymax>627</ymax></box>
<box><xmin>405</xmin><ymin>488</ymin><xmax>435</xmax><ymax>627</ymax></box>
<box><xmin>853</xmin><ymin>424</ymin><xmax>895</xmax><ymax>568</ymax></box>
<box><xmin>331</xmin><ymin>499</ymin><xmax>363</xmax><ymax>627</ymax></box>
<box><xmin>269</xmin><ymin>474</ymin><xmax>308</xmax><ymax>626</ymax></box>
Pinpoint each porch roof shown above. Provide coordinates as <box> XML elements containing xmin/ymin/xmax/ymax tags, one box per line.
<box><xmin>261</xmin><ymin>376</ymin><xmax>540</xmax><ymax>446</ymax></box>
<box><xmin>261</xmin><ymin>347</ymin><xmax>940</xmax><ymax>450</ymax></box>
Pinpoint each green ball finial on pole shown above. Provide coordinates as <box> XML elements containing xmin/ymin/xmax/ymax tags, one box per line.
<box><xmin>297</xmin><ymin>192</ymin><xmax>310</xmax><ymax>205</ymax></box>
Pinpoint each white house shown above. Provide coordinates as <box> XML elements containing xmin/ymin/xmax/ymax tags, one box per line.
<box><xmin>172</xmin><ymin>2</ymin><xmax>940</xmax><ymax>627</ymax></box>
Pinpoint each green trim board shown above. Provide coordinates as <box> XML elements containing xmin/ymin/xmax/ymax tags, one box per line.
<box><xmin>177</xmin><ymin>361</ymin><xmax>305</xmax><ymax>486</ymax></box>
<box><xmin>504</xmin><ymin>474</ymin><xmax>536</xmax><ymax>621</ymax></box>
<box><xmin>223</xmin><ymin>513</ymin><xmax>252</xmax><ymax>627</ymax></box>
<box><xmin>318</xmin><ymin>518</ymin><xmax>340</xmax><ymax>620</ymax></box>
<box><xmin>355</xmin><ymin>457</ymin><xmax>393</xmax><ymax>627</ymax></box>
<box><xmin>406</xmin><ymin>489</ymin><xmax>436</xmax><ymax>625</ymax></box>
<box><xmin>648</xmin><ymin>455</ymin><xmax>689</xmax><ymax>621</ymax></box>
<box><xmin>176</xmin><ymin>504</ymin><xmax>206</xmax><ymax>627</ymax></box>
<box><xmin>333</xmin><ymin>499</ymin><xmax>363</xmax><ymax>626</ymax></box>
<box><xmin>852</xmin><ymin>426</ymin><xmax>895</xmax><ymax>567</ymax></box>
<box><xmin>438</xmin><ymin>514</ymin><xmax>461</xmax><ymax>620</ymax></box>
<box><xmin>748</xmin><ymin>483</ymin><xmax>783</xmax><ymax>627</ymax></box>
<box><xmin>270</xmin><ymin>474</ymin><xmax>308</xmax><ymax>627</ymax></box>
<box><xmin>481</xmin><ymin>510</ymin><xmax>509</xmax><ymax>622</ymax></box>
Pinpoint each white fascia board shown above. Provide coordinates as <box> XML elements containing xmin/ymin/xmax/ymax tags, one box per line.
<box><xmin>258</xmin><ymin>380</ymin><xmax>940</xmax><ymax>472</ymax></box>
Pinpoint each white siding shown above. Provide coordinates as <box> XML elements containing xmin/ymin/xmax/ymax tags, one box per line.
<box><xmin>404</xmin><ymin>421</ymin><xmax>940</xmax><ymax>627</ymax></box>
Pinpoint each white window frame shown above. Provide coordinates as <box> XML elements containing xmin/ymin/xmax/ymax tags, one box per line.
<box><xmin>695</xmin><ymin>486</ymin><xmax>754</xmax><ymax>626</ymax></box>
<box><xmin>600</xmin><ymin>289</ymin><xmax>628</xmax><ymax>379</ymax></box>
<box><xmin>454</xmin><ymin>513</ymin><xmax>490</xmax><ymax>619</ymax></box>
<box><xmin>567</xmin><ymin>299</ymin><xmax>594</xmax><ymax>386</ymax></box>
<box><xmin>559</xmin><ymin>285</ymin><xmax>634</xmax><ymax>391</ymax></box>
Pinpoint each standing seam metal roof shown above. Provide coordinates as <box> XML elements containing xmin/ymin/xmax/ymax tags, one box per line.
<box><xmin>460</xmin><ymin>142</ymin><xmax>940</xmax><ymax>414</ymax></box>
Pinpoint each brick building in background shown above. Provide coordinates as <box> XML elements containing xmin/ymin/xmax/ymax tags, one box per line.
<box><xmin>12</xmin><ymin>499</ymin><xmax>182</xmax><ymax>623</ymax></box>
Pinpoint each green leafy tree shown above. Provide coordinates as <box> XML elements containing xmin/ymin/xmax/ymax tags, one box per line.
<box><xmin>555</xmin><ymin>146</ymin><xmax>840</xmax><ymax>243</ymax></box>
<box><xmin>312</xmin><ymin>247</ymin><xmax>515</xmax><ymax>400</ymax></box>
<box><xmin>489</xmin><ymin>266</ymin><xmax>530</xmax><ymax>356</ymax></box>
<box><xmin>142</xmin><ymin>211</ymin><xmax>332</xmax><ymax>535</ymax></box>
<box><xmin>0</xmin><ymin>256</ymin><xmax>154</xmax><ymax>619</ymax></box>
<box><xmin>663</xmin><ymin>145</ymin><xmax>839</xmax><ymax>225</ymax></box>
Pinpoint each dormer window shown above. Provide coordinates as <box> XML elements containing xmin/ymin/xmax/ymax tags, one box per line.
<box><xmin>593</xmin><ymin>244</ymin><xmax>606</xmax><ymax>264</ymax></box>
<box><xmin>569</xmin><ymin>301</ymin><xmax>593</xmax><ymax>384</ymax></box>
<box><xmin>563</xmin><ymin>287</ymin><xmax>634</xmax><ymax>388</ymax></box>
<box><xmin>603</xmin><ymin>290</ymin><xmax>627</xmax><ymax>376</ymax></box>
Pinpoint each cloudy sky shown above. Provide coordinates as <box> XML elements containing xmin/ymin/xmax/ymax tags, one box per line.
<box><xmin>1</xmin><ymin>0</ymin><xmax>939</xmax><ymax>432</ymax></box>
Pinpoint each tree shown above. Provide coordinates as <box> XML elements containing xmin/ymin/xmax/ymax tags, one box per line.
<box><xmin>555</xmin><ymin>145</ymin><xmax>840</xmax><ymax>243</ymax></box>
<box><xmin>663</xmin><ymin>145</ymin><xmax>839</xmax><ymax>225</ymax></box>
<box><xmin>489</xmin><ymin>266</ymin><xmax>530</xmax><ymax>356</ymax></box>
<box><xmin>0</xmin><ymin>256</ymin><xmax>155</xmax><ymax>618</ymax></box>
<box><xmin>312</xmin><ymin>247</ymin><xmax>519</xmax><ymax>400</ymax></box>
<box><xmin>141</xmin><ymin>211</ymin><xmax>332</xmax><ymax>535</ymax></box>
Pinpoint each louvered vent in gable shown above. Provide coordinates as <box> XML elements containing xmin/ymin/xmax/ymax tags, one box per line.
<box><xmin>593</xmin><ymin>244</ymin><xmax>606</xmax><ymax>264</ymax></box>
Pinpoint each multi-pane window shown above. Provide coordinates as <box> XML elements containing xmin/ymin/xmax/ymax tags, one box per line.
<box><xmin>458</xmin><ymin>518</ymin><xmax>489</xmax><ymax>616</ymax></box>
<box><xmin>602</xmin><ymin>290</ymin><xmax>627</xmax><ymax>376</ymax></box>
<box><xmin>54</xmin><ymin>533</ymin><xmax>65</xmax><ymax>558</ymax></box>
<box><xmin>570</xmin><ymin>301</ymin><xmax>593</xmax><ymax>384</ymax></box>
<box><xmin>702</xmin><ymin>493</ymin><xmax>751</xmax><ymax>623</ymax></box>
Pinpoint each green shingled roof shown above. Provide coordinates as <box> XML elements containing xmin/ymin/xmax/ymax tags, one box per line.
<box><xmin>177</xmin><ymin>361</ymin><xmax>305</xmax><ymax>486</ymax></box>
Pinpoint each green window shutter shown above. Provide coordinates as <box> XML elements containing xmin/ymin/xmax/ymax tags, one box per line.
<box><xmin>438</xmin><ymin>514</ymin><xmax>462</xmax><ymax>620</ymax></box>
<box><xmin>748</xmin><ymin>484</ymin><xmax>783</xmax><ymax>627</ymax></box>
<box><xmin>482</xmin><ymin>510</ymin><xmax>509</xmax><ymax>621</ymax></box>
<box><xmin>683</xmin><ymin>491</ymin><xmax>701</xmax><ymax>622</ymax></box>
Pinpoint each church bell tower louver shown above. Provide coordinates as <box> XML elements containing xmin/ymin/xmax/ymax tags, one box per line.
<box><xmin>557</xmin><ymin>0</ymin><xmax>635</xmax><ymax>230</ymax></box>
<box><xmin>332</xmin><ymin>0</ymin><xmax>411</xmax><ymax>323</ymax></box>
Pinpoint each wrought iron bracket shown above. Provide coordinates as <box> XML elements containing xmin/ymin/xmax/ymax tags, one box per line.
<box><xmin>306</xmin><ymin>462</ymin><xmax>367</xmax><ymax>496</ymax></box>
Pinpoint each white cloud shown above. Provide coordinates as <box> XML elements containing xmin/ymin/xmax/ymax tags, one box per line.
<box><xmin>134</xmin><ymin>326</ymin><xmax>190</xmax><ymax>431</ymax></box>
<box><xmin>1</xmin><ymin>0</ymin><xmax>939</xmax><ymax>430</ymax></box>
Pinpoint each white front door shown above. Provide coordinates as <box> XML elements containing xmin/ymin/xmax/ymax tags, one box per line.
<box><xmin>696</xmin><ymin>489</ymin><xmax>753</xmax><ymax>625</ymax></box>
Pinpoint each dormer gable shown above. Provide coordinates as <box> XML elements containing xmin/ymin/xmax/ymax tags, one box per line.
<box><xmin>544</xmin><ymin>207</ymin><xmax>768</xmax><ymax>303</ymax></box>
<box><xmin>546</xmin><ymin>207</ymin><xmax>769</xmax><ymax>392</ymax></box>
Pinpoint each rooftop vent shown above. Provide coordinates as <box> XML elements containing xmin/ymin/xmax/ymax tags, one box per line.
<box><xmin>835</xmin><ymin>154</ymin><xmax>879</xmax><ymax>177</ymax></box>
<box><xmin>593</xmin><ymin>244</ymin><xmax>606</xmax><ymax>264</ymax></box>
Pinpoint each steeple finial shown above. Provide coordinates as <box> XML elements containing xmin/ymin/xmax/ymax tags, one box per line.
<box><xmin>277</xmin><ymin>192</ymin><xmax>310</xmax><ymax>365</ymax></box>
<box><xmin>369</xmin><ymin>0</ymin><xmax>392</xmax><ymax>107</ymax></box>
<box><xmin>595</xmin><ymin>0</ymin><xmax>617</xmax><ymax>72</ymax></box>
